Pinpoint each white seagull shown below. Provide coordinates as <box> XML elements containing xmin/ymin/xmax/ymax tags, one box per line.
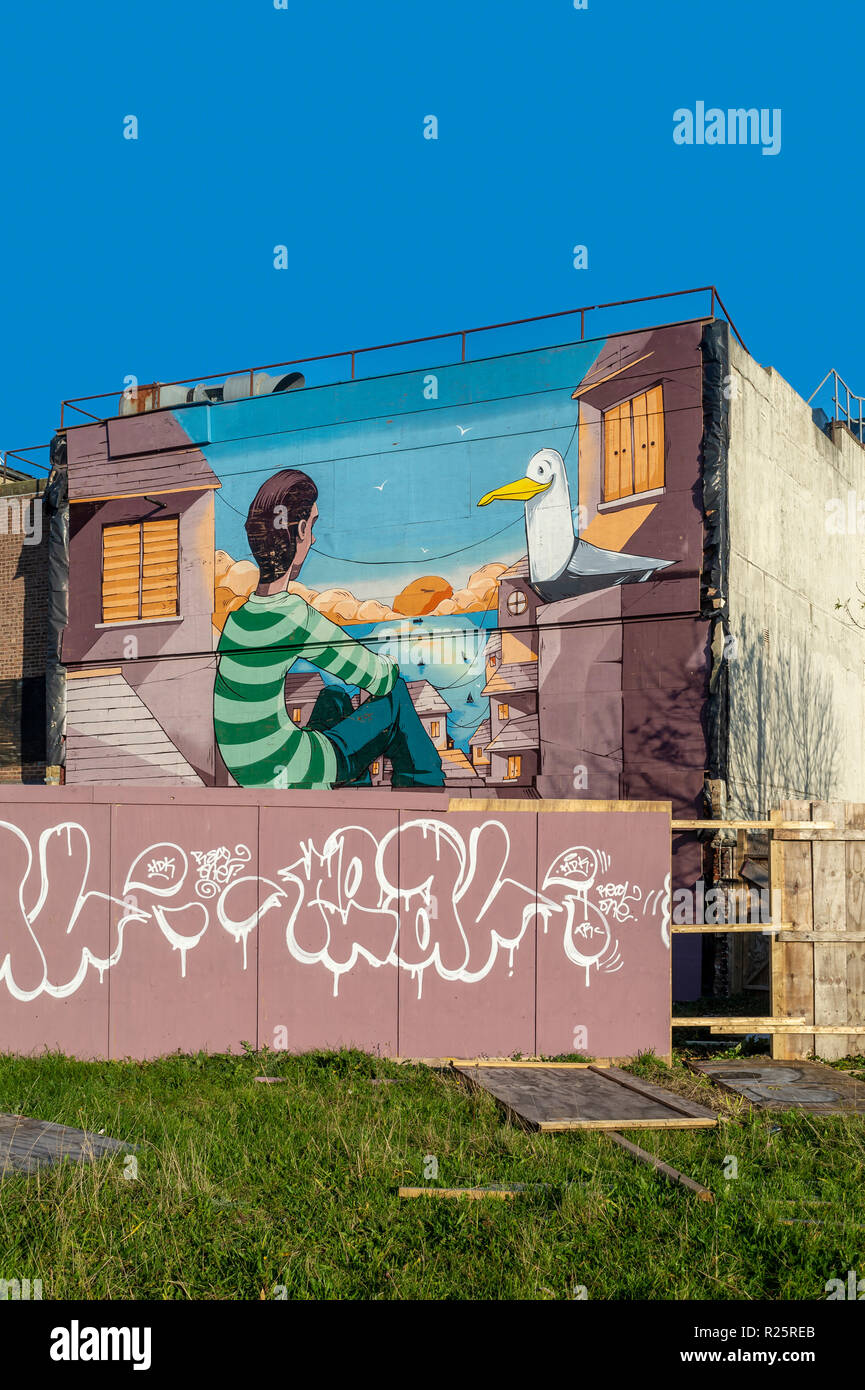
<box><xmin>374</xmin><ymin>480</ymin><xmax>389</xmax><ymax>491</ymax></box>
<box><xmin>478</xmin><ymin>448</ymin><xmax>673</xmax><ymax>602</ymax></box>
<box><xmin>456</xmin><ymin>425</ymin><xmax>473</xmax><ymax>436</ymax></box>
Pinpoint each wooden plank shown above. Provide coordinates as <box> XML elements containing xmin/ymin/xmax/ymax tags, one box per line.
<box><xmin>812</xmin><ymin>800</ymin><xmax>848</xmax><ymax>1061</ymax></box>
<box><xmin>447</xmin><ymin>798</ymin><xmax>672</xmax><ymax>815</ymax></box>
<box><xmin>604</xmin><ymin>1131</ymin><xmax>713</xmax><ymax>1201</ymax></box>
<box><xmin>710</xmin><ymin>1024</ymin><xmax>865</xmax><ymax>1035</ymax></box>
<box><xmin>845</xmin><ymin>804</ymin><xmax>865</xmax><ymax>1057</ymax></box>
<box><xmin>672</xmin><ymin>819</ymin><xmax>834</xmax><ymax>831</ymax></box>
<box><xmin>777</xmin><ymin>932</ymin><xmax>865</xmax><ymax>943</ymax></box>
<box><xmin>538</xmin><ymin>1116</ymin><xmax>717</xmax><ymax>1131</ymax></box>
<box><xmin>773</xmin><ymin>800</ymin><xmax>814</xmax><ymax>1059</ymax></box>
<box><xmin>672</xmin><ymin>925</ymin><xmax>784</xmax><ymax>934</ymax></box>
<box><xmin>776</xmin><ymin>829</ymin><xmax>865</xmax><ymax>841</ymax></box>
<box><xmin>398</xmin><ymin>1187</ymin><xmax>518</xmax><ymax>1200</ymax></box>
<box><xmin>448</xmin><ymin>1060</ymin><xmax>609</xmax><ymax>1069</ymax></box>
<box><xmin>676</xmin><ymin>1016</ymin><xmax>808</xmax><ymax>1027</ymax></box>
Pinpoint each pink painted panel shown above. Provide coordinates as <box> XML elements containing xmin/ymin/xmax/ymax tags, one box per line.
<box><xmin>535</xmin><ymin>810</ymin><xmax>671</xmax><ymax>1058</ymax></box>
<box><xmin>258</xmin><ymin>808</ymin><xmax>400</xmax><ymax>1054</ymax></box>
<box><xmin>0</xmin><ymin>790</ymin><xmax>673</xmax><ymax>1060</ymax></box>
<box><xmin>0</xmin><ymin>806</ymin><xmax>111</xmax><ymax>1058</ymax></box>
<box><xmin>396</xmin><ymin>812</ymin><xmax>537</xmax><ymax>1058</ymax></box>
<box><xmin>107</xmin><ymin>804</ymin><xmax>260</xmax><ymax>1058</ymax></box>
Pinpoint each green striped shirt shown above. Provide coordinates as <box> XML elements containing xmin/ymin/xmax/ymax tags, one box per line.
<box><xmin>214</xmin><ymin>591</ymin><xmax>398</xmax><ymax>789</ymax></box>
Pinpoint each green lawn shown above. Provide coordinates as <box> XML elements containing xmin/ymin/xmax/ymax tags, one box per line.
<box><xmin>1</xmin><ymin>1046</ymin><xmax>864</xmax><ymax>1300</ymax></box>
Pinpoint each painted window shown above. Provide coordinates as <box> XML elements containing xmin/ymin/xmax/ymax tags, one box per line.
<box><xmin>507</xmin><ymin>590</ymin><xmax>528</xmax><ymax>616</ymax></box>
<box><xmin>603</xmin><ymin>385</ymin><xmax>664</xmax><ymax>502</ymax></box>
<box><xmin>291</xmin><ymin>707</ymin><xmax>302</xmax><ymax>723</ymax></box>
<box><xmin>472</xmin><ymin>746</ymin><xmax>480</xmax><ymax>762</ymax></box>
<box><xmin>372</xmin><ymin>761</ymin><xmax>380</xmax><ymax>775</ymax></box>
<box><xmin>498</xmin><ymin>703</ymin><xmax>509</xmax><ymax>719</ymax></box>
<box><xmin>506</xmin><ymin>754</ymin><xmax>522</xmax><ymax>780</ymax></box>
<box><xmin>101</xmin><ymin>517</ymin><xmax>179</xmax><ymax>624</ymax></box>
<box><xmin>488</xmin><ymin>654</ymin><xmax>498</xmax><ymax>668</ymax></box>
<box><xmin>430</xmin><ymin>721</ymin><xmax>440</xmax><ymax>739</ymax></box>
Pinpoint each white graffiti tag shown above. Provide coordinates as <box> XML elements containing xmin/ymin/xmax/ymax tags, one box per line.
<box><xmin>191</xmin><ymin>845</ymin><xmax>253</xmax><ymax>898</ymax></box>
<box><xmin>273</xmin><ymin>819</ymin><xmax>544</xmax><ymax>998</ymax></box>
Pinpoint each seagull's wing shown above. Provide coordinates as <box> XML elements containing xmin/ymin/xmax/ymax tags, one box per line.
<box><xmin>536</xmin><ymin>539</ymin><xmax>674</xmax><ymax>602</ymax></box>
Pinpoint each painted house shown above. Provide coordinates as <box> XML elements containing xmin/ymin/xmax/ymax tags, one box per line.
<box><xmin>61</xmin><ymin>412</ymin><xmax>222</xmax><ymax>785</ymax></box>
<box><xmin>41</xmin><ymin>294</ymin><xmax>865</xmax><ymax>998</ymax></box>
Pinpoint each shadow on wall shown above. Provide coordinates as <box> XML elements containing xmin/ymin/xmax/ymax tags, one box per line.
<box><xmin>726</xmin><ymin>621</ymin><xmax>841</xmax><ymax>819</ymax></box>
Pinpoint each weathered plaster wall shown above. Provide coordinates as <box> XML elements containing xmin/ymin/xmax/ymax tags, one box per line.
<box><xmin>726</xmin><ymin>340</ymin><xmax>865</xmax><ymax>816</ymax></box>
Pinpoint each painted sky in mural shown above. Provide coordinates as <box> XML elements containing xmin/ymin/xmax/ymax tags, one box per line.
<box><xmin>202</xmin><ymin>340</ymin><xmax>605</xmax><ymax>598</ymax></box>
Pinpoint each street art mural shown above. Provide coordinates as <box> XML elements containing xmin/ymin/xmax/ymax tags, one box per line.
<box><xmin>61</xmin><ymin>320</ymin><xmax>708</xmax><ymax>804</ymax></box>
<box><xmin>0</xmin><ymin>793</ymin><xmax>671</xmax><ymax>1059</ymax></box>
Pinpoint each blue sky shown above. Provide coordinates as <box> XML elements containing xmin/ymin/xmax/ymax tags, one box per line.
<box><xmin>1</xmin><ymin>0</ymin><xmax>859</xmax><ymax>466</ymax></box>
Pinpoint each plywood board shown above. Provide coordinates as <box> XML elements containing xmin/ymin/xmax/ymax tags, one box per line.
<box><xmin>0</xmin><ymin>1114</ymin><xmax>136</xmax><ymax>1176</ymax></box>
<box><xmin>690</xmin><ymin>1059</ymin><xmax>865</xmax><ymax>1115</ymax></box>
<box><xmin>456</xmin><ymin>1064</ymin><xmax>717</xmax><ymax>1131</ymax></box>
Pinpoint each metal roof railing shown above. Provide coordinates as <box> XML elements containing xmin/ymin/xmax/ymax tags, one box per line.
<box><xmin>807</xmin><ymin>369</ymin><xmax>865</xmax><ymax>440</ymax></box>
<box><xmin>54</xmin><ymin>285</ymin><xmax>748</xmax><ymax>430</ymax></box>
<box><xmin>0</xmin><ymin>444</ymin><xmax>51</xmax><ymax>481</ymax></box>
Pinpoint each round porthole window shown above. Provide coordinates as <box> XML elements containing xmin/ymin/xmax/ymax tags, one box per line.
<box><xmin>507</xmin><ymin>590</ymin><xmax>527</xmax><ymax>616</ymax></box>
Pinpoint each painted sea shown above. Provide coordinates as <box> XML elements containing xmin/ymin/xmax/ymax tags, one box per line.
<box><xmin>292</xmin><ymin>611</ymin><xmax>498</xmax><ymax>753</ymax></box>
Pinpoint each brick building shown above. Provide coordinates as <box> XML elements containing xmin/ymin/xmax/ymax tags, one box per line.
<box><xmin>0</xmin><ymin>476</ymin><xmax>49</xmax><ymax>782</ymax></box>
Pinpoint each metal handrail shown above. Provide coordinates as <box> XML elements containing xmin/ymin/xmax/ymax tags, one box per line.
<box><xmin>55</xmin><ymin>284</ymin><xmax>748</xmax><ymax>429</ymax></box>
<box><xmin>807</xmin><ymin>369</ymin><xmax>865</xmax><ymax>437</ymax></box>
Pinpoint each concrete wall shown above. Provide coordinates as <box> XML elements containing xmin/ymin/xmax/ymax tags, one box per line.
<box><xmin>0</xmin><ymin>786</ymin><xmax>672</xmax><ymax>1061</ymax></box>
<box><xmin>0</xmin><ymin>482</ymin><xmax>48</xmax><ymax>783</ymax></box>
<box><xmin>726</xmin><ymin>341</ymin><xmax>865</xmax><ymax>816</ymax></box>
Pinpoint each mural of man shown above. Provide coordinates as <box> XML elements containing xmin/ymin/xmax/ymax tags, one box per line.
<box><xmin>213</xmin><ymin>469</ymin><xmax>445</xmax><ymax>789</ymax></box>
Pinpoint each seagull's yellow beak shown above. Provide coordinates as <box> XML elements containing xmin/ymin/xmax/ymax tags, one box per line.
<box><xmin>477</xmin><ymin>475</ymin><xmax>552</xmax><ymax>506</ymax></box>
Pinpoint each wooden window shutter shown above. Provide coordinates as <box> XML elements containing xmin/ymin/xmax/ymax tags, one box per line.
<box><xmin>604</xmin><ymin>401</ymin><xmax>634</xmax><ymax>501</ymax></box>
<box><xmin>645</xmin><ymin>384</ymin><xmax>665</xmax><ymax>490</ymax></box>
<box><xmin>102</xmin><ymin>523</ymin><xmax>143</xmax><ymax>624</ymax></box>
<box><xmin>141</xmin><ymin>518</ymin><xmax>180</xmax><ymax>619</ymax></box>
<box><xmin>101</xmin><ymin>517</ymin><xmax>179</xmax><ymax>624</ymax></box>
<box><xmin>632</xmin><ymin>391</ymin><xmax>650</xmax><ymax>493</ymax></box>
<box><xmin>603</xmin><ymin>404</ymin><xmax>622</xmax><ymax>501</ymax></box>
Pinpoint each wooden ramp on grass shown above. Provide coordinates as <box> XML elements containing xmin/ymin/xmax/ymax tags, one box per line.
<box><xmin>454</xmin><ymin>1064</ymin><xmax>718</xmax><ymax>1132</ymax></box>
<box><xmin>0</xmin><ymin>1114</ymin><xmax>136</xmax><ymax>1176</ymax></box>
<box><xmin>689</xmin><ymin>1058</ymin><xmax>865</xmax><ymax>1115</ymax></box>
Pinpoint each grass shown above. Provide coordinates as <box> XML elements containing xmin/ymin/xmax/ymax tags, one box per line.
<box><xmin>1</xmin><ymin>1045</ymin><xmax>864</xmax><ymax>1300</ymax></box>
